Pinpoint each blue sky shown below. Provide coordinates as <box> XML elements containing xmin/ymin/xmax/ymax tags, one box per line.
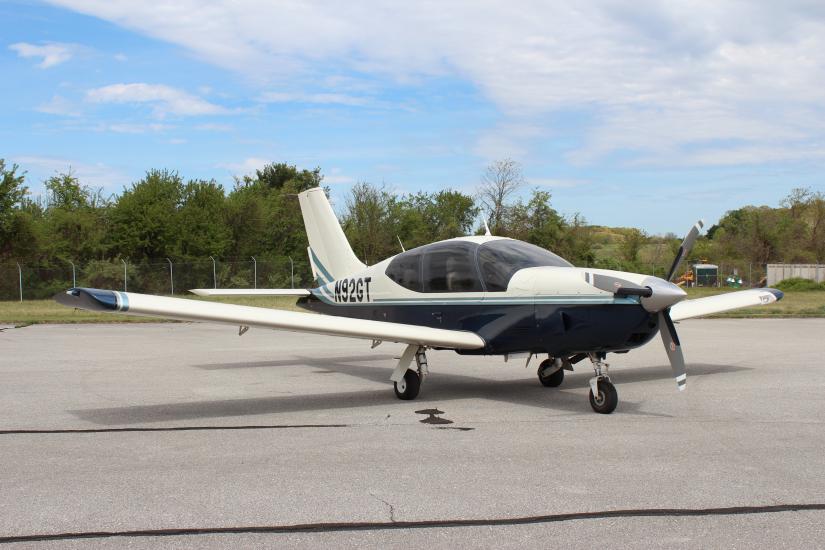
<box><xmin>3</xmin><ymin>0</ymin><xmax>825</xmax><ymax>234</ymax></box>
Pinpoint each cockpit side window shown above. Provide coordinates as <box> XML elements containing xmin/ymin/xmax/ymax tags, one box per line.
<box><xmin>477</xmin><ymin>240</ymin><xmax>572</xmax><ymax>291</ymax></box>
<box><xmin>385</xmin><ymin>249</ymin><xmax>423</xmax><ymax>292</ymax></box>
<box><xmin>422</xmin><ymin>242</ymin><xmax>483</xmax><ymax>293</ymax></box>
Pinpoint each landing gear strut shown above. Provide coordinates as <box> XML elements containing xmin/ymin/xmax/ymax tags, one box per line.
<box><xmin>588</xmin><ymin>353</ymin><xmax>617</xmax><ymax>414</ymax></box>
<box><xmin>391</xmin><ymin>345</ymin><xmax>428</xmax><ymax>400</ymax></box>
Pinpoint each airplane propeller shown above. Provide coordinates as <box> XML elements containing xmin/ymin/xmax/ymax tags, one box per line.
<box><xmin>589</xmin><ymin>219</ymin><xmax>703</xmax><ymax>390</ymax></box>
<box><xmin>666</xmin><ymin>220</ymin><xmax>704</xmax><ymax>282</ymax></box>
<box><xmin>657</xmin><ymin>219</ymin><xmax>704</xmax><ymax>390</ymax></box>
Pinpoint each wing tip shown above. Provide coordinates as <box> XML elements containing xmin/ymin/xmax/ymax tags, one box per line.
<box><xmin>765</xmin><ymin>288</ymin><xmax>784</xmax><ymax>302</ymax></box>
<box><xmin>53</xmin><ymin>287</ymin><xmax>119</xmax><ymax>312</ymax></box>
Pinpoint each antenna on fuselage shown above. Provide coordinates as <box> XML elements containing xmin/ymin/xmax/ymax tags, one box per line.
<box><xmin>483</xmin><ymin>218</ymin><xmax>492</xmax><ymax>237</ymax></box>
<box><xmin>396</xmin><ymin>235</ymin><xmax>406</xmax><ymax>252</ymax></box>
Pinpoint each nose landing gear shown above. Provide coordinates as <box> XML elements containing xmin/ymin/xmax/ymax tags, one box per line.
<box><xmin>588</xmin><ymin>353</ymin><xmax>617</xmax><ymax>414</ymax></box>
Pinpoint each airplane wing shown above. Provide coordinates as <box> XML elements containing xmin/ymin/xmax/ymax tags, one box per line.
<box><xmin>669</xmin><ymin>288</ymin><xmax>783</xmax><ymax>321</ymax></box>
<box><xmin>189</xmin><ymin>288</ymin><xmax>311</xmax><ymax>296</ymax></box>
<box><xmin>55</xmin><ymin>288</ymin><xmax>485</xmax><ymax>350</ymax></box>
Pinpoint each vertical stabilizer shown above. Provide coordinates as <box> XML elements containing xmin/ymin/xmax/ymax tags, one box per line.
<box><xmin>298</xmin><ymin>188</ymin><xmax>365</xmax><ymax>283</ymax></box>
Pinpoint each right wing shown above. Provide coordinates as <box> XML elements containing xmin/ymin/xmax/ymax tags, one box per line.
<box><xmin>55</xmin><ymin>288</ymin><xmax>485</xmax><ymax>350</ymax></box>
<box><xmin>669</xmin><ymin>288</ymin><xmax>783</xmax><ymax>321</ymax></box>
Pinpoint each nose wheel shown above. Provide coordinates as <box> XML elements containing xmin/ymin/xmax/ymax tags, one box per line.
<box><xmin>589</xmin><ymin>378</ymin><xmax>618</xmax><ymax>414</ymax></box>
<box><xmin>588</xmin><ymin>353</ymin><xmax>618</xmax><ymax>414</ymax></box>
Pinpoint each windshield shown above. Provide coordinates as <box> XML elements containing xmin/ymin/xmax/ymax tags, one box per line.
<box><xmin>477</xmin><ymin>240</ymin><xmax>572</xmax><ymax>291</ymax></box>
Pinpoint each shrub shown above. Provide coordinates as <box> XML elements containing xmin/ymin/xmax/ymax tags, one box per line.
<box><xmin>775</xmin><ymin>277</ymin><xmax>825</xmax><ymax>291</ymax></box>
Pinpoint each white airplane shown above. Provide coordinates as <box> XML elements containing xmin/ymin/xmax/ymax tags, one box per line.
<box><xmin>56</xmin><ymin>188</ymin><xmax>783</xmax><ymax>413</ymax></box>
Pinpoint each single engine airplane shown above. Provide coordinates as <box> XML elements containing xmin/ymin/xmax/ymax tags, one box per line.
<box><xmin>56</xmin><ymin>188</ymin><xmax>783</xmax><ymax>413</ymax></box>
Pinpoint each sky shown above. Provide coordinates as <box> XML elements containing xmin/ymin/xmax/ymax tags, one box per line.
<box><xmin>2</xmin><ymin>0</ymin><xmax>825</xmax><ymax>235</ymax></box>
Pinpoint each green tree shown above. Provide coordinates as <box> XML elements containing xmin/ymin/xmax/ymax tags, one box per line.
<box><xmin>342</xmin><ymin>182</ymin><xmax>396</xmax><ymax>264</ymax></box>
<box><xmin>109</xmin><ymin>169</ymin><xmax>184</xmax><ymax>260</ymax></box>
<box><xmin>177</xmin><ymin>180</ymin><xmax>231</xmax><ymax>258</ymax></box>
<box><xmin>42</xmin><ymin>171</ymin><xmax>110</xmax><ymax>261</ymax></box>
<box><xmin>0</xmin><ymin>160</ymin><xmax>38</xmax><ymax>260</ymax></box>
<box><xmin>620</xmin><ymin>228</ymin><xmax>647</xmax><ymax>267</ymax></box>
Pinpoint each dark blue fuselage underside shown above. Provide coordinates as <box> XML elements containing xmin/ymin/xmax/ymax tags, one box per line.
<box><xmin>297</xmin><ymin>296</ymin><xmax>659</xmax><ymax>356</ymax></box>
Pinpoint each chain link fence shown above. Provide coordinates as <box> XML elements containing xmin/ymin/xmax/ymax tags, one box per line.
<box><xmin>0</xmin><ymin>256</ymin><xmax>311</xmax><ymax>301</ymax></box>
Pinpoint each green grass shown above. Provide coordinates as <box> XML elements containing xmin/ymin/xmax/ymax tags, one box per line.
<box><xmin>1</xmin><ymin>289</ymin><xmax>823</xmax><ymax>326</ymax></box>
<box><xmin>685</xmin><ymin>287</ymin><xmax>825</xmax><ymax>317</ymax></box>
<box><xmin>0</xmin><ymin>295</ymin><xmax>302</xmax><ymax>326</ymax></box>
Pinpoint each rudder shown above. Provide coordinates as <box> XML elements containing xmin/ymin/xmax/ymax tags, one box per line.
<box><xmin>298</xmin><ymin>188</ymin><xmax>365</xmax><ymax>284</ymax></box>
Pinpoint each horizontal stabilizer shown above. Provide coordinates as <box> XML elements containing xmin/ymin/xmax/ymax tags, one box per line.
<box><xmin>189</xmin><ymin>288</ymin><xmax>310</xmax><ymax>297</ymax></box>
<box><xmin>55</xmin><ymin>288</ymin><xmax>485</xmax><ymax>350</ymax></box>
<box><xmin>669</xmin><ymin>288</ymin><xmax>783</xmax><ymax>321</ymax></box>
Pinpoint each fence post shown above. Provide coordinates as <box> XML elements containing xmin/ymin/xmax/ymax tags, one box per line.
<box><xmin>69</xmin><ymin>260</ymin><xmax>76</xmax><ymax>288</ymax></box>
<box><xmin>166</xmin><ymin>258</ymin><xmax>174</xmax><ymax>295</ymax></box>
<box><xmin>251</xmin><ymin>256</ymin><xmax>257</xmax><ymax>289</ymax></box>
<box><xmin>121</xmin><ymin>259</ymin><xmax>127</xmax><ymax>291</ymax></box>
<box><xmin>209</xmin><ymin>256</ymin><xmax>217</xmax><ymax>289</ymax></box>
<box><xmin>16</xmin><ymin>262</ymin><xmax>22</xmax><ymax>302</ymax></box>
<box><xmin>289</xmin><ymin>257</ymin><xmax>294</xmax><ymax>288</ymax></box>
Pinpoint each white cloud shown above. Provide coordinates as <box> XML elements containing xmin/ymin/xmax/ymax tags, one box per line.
<box><xmin>259</xmin><ymin>91</ymin><xmax>370</xmax><ymax>107</ymax></box>
<box><xmin>9</xmin><ymin>42</ymin><xmax>75</xmax><ymax>68</ymax></box>
<box><xmin>85</xmin><ymin>83</ymin><xmax>227</xmax><ymax>117</ymax></box>
<box><xmin>47</xmin><ymin>1</ymin><xmax>825</xmax><ymax>165</ymax></box>
<box><xmin>218</xmin><ymin>157</ymin><xmax>272</xmax><ymax>175</ymax></box>
<box><xmin>323</xmin><ymin>167</ymin><xmax>354</xmax><ymax>185</ymax></box>
<box><xmin>36</xmin><ymin>95</ymin><xmax>81</xmax><ymax>117</ymax></box>
<box><xmin>530</xmin><ymin>178</ymin><xmax>589</xmax><ymax>189</ymax></box>
<box><xmin>12</xmin><ymin>155</ymin><xmax>129</xmax><ymax>191</ymax></box>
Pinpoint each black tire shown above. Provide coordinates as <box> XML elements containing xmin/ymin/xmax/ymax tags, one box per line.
<box><xmin>538</xmin><ymin>359</ymin><xmax>565</xmax><ymax>388</ymax></box>
<box><xmin>394</xmin><ymin>370</ymin><xmax>421</xmax><ymax>400</ymax></box>
<box><xmin>589</xmin><ymin>379</ymin><xmax>618</xmax><ymax>414</ymax></box>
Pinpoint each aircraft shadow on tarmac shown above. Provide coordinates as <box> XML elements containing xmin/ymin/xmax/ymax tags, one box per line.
<box><xmin>70</xmin><ymin>355</ymin><xmax>749</xmax><ymax>426</ymax></box>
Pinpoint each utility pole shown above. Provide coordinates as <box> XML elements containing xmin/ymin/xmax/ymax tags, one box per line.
<box><xmin>209</xmin><ymin>256</ymin><xmax>217</xmax><ymax>289</ymax></box>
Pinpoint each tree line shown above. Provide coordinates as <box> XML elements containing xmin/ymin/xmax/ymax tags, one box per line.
<box><xmin>1</xmin><ymin>157</ymin><xmax>823</xmax><ymax>298</ymax></box>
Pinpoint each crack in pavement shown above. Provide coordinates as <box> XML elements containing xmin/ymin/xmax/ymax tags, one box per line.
<box><xmin>369</xmin><ymin>493</ymin><xmax>396</xmax><ymax>523</ymax></box>
<box><xmin>1</xmin><ymin>503</ymin><xmax>823</xmax><ymax>544</ymax></box>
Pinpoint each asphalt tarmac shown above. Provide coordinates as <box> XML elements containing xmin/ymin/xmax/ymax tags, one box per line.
<box><xmin>1</xmin><ymin>319</ymin><xmax>824</xmax><ymax>548</ymax></box>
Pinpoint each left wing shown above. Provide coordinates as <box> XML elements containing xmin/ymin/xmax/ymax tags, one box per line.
<box><xmin>55</xmin><ymin>288</ymin><xmax>485</xmax><ymax>350</ymax></box>
<box><xmin>669</xmin><ymin>288</ymin><xmax>783</xmax><ymax>321</ymax></box>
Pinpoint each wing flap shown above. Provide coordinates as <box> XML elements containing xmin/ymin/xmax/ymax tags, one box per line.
<box><xmin>55</xmin><ymin>288</ymin><xmax>485</xmax><ymax>350</ymax></box>
<box><xmin>669</xmin><ymin>288</ymin><xmax>783</xmax><ymax>321</ymax></box>
<box><xmin>189</xmin><ymin>288</ymin><xmax>310</xmax><ymax>296</ymax></box>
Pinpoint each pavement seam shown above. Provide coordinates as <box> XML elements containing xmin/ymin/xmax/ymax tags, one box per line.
<box><xmin>1</xmin><ymin>504</ymin><xmax>823</xmax><ymax>544</ymax></box>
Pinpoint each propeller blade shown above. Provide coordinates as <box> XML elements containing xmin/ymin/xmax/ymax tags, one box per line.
<box><xmin>666</xmin><ymin>220</ymin><xmax>704</xmax><ymax>282</ymax></box>
<box><xmin>658</xmin><ymin>309</ymin><xmax>686</xmax><ymax>391</ymax></box>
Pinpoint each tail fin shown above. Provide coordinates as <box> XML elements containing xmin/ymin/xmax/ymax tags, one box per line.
<box><xmin>298</xmin><ymin>187</ymin><xmax>365</xmax><ymax>283</ymax></box>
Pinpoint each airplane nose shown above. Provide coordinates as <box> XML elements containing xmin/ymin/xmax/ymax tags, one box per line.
<box><xmin>640</xmin><ymin>276</ymin><xmax>687</xmax><ymax>312</ymax></box>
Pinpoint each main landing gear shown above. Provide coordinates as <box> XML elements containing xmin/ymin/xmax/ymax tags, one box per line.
<box><xmin>538</xmin><ymin>353</ymin><xmax>618</xmax><ymax>414</ymax></box>
<box><xmin>391</xmin><ymin>345</ymin><xmax>428</xmax><ymax>400</ymax></box>
<box><xmin>537</xmin><ymin>358</ymin><xmax>566</xmax><ymax>387</ymax></box>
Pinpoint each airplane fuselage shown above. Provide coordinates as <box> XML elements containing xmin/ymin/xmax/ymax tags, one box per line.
<box><xmin>298</xmin><ymin>235</ymin><xmax>663</xmax><ymax>356</ymax></box>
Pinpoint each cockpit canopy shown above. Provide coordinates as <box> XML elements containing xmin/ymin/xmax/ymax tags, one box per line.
<box><xmin>385</xmin><ymin>239</ymin><xmax>572</xmax><ymax>293</ymax></box>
